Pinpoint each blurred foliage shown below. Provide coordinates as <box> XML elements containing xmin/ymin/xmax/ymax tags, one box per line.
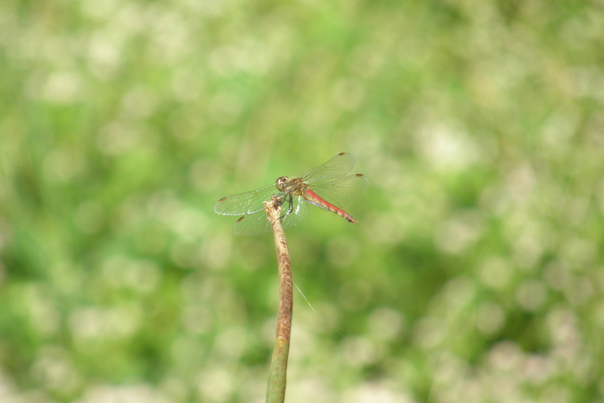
<box><xmin>1</xmin><ymin>0</ymin><xmax>604</xmax><ymax>402</ymax></box>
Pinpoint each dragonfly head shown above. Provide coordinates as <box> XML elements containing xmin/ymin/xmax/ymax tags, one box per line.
<box><xmin>275</xmin><ymin>176</ymin><xmax>289</xmax><ymax>191</ymax></box>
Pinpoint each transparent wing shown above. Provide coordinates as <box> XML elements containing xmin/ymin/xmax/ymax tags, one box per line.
<box><xmin>232</xmin><ymin>211</ymin><xmax>272</xmax><ymax>235</ymax></box>
<box><xmin>302</xmin><ymin>153</ymin><xmax>356</xmax><ymax>183</ymax></box>
<box><xmin>214</xmin><ymin>183</ymin><xmax>277</xmax><ymax>216</ymax></box>
<box><xmin>280</xmin><ymin>195</ymin><xmax>309</xmax><ymax>230</ymax></box>
<box><xmin>233</xmin><ymin>195</ymin><xmax>309</xmax><ymax>236</ymax></box>
<box><xmin>308</xmin><ymin>174</ymin><xmax>369</xmax><ymax>208</ymax></box>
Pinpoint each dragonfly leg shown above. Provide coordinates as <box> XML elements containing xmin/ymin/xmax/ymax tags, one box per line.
<box><xmin>277</xmin><ymin>194</ymin><xmax>294</xmax><ymax>221</ymax></box>
<box><xmin>265</xmin><ymin>194</ymin><xmax>288</xmax><ymax>225</ymax></box>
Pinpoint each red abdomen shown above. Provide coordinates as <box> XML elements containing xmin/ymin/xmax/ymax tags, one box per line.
<box><xmin>303</xmin><ymin>190</ymin><xmax>357</xmax><ymax>223</ymax></box>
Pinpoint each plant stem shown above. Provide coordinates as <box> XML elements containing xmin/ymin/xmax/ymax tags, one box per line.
<box><xmin>264</xmin><ymin>197</ymin><xmax>293</xmax><ymax>403</ymax></box>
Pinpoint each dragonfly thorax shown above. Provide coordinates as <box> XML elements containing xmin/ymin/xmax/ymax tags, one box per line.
<box><xmin>275</xmin><ymin>176</ymin><xmax>307</xmax><ymax>195</ymax></box>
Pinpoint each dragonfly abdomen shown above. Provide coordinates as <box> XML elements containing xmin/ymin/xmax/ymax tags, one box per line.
<box><xmin>303</xmin><ymin>190</ymin><xmax>357</xmax><ymax>223</ymax></box>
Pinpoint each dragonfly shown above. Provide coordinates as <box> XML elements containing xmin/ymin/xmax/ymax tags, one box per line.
<box><xmin>214</xmin><ymin>152</ymin><xmax>369</xmax><ymax>235</ymax></box>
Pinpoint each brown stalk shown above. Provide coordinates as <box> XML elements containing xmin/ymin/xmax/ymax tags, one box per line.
<box><xmin>264</xmin><ymin>197</ymin><xmax>293</xmax><ymax>403</ymax></box>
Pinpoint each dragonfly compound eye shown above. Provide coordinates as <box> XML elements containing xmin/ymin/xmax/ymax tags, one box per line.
<box><xmin>275</xmin><ymin>176</ymin><xmax>288</xmax><ymax>188</ymax></box>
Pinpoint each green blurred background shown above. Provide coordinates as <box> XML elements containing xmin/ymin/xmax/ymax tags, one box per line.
<box><xmin>1</xmin><ymin>0</ymin><xmax>604</xmax><ymax>402</ymax></box>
